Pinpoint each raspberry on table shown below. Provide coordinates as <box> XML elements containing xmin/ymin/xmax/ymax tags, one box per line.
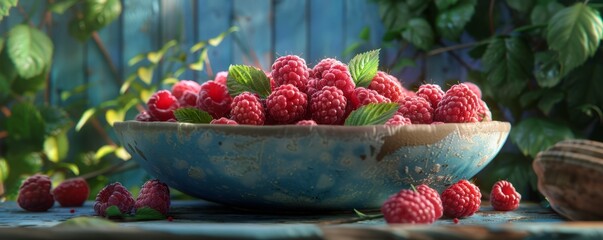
<box><xmin>230</xmin><ymin>92</ymin><xmax>265</xmax><ymax>125</ymax></box>
<box><xmin>135</xmin><ymin>179</ymin><xmax>171</xmax><ymax>216</ymax></box>
<box><xmin>147</xmin><ymin>90</ymin><xmax>179</xmax><ymax>121</ymax></box>
<box><xmin>311</xmin><ymin>58</ymin><xmax>343</xmax><ymax>79</ymax></box>
<box><xmin>369</xmin><ymin>71</ymin><xmax>404</xmax><ymax>102</ymax></box>
<box><xmin>316</xmin><ymin>64</ymin><xmax>355</xmax><ymax>99</ymax></box>
<box><xmin>385</xmin><ymin>114</ymin><xmax>412</xmax><ymax>126</ymax></box>
<box><xmin>214</xmin><ymin>71</ymin><xmax>228</xmax><ymax>86</ymax></box>
<box><xmin>416</xmin><ymin>84</ymin><xmax>445</xmax><ymax>108</ymax></box>
<box><xmin>171</xmin><ymin>80</ymin><xmax>201</xmax><ymax>107</ymax></box>
<box><xmin>271</xmin><ymin>55</ymin><xmax>310</xmax><ymax>92</ymax></box>
<box><xmin>434</xmin><ymin>83</ymin><xmax>480</xmax><ymax>123</ymax></box>
<box><xmin>381</xmin><ymin>189</ymin><xmax>436</xmax><ymax>224</ymax></box>
<box><xmin>349</xmin><ymin>87</ymin><xmax>390</xmax><ymax>109</ymax></box>
<box><xmin>463</xmin><ymin>82</ymin><xmax>482</xmax><ymax>99</ymax></box>
<box><xmin>53</xmin><ymin>178</ymin><xmax>89</xmax><ymax>207</ymax></box>
<box><xmin>197</xmin><ymin>80</ymin><xmax>232</xmax><ymax>119</ymax></box>
<box><xmin>490</xmin><ymin>180</ymin><xmax>521</xmax><ymax>211</ymax></box>
<box><xmin>416</xmin><ymin>184</ymin><xmax>443</xmax><ymax>220</ymax></box>
<box><xmin>135</xmin><ymin>111</ymin><xmax>156</xmax><ymax>122</ymax></box>
<box><xmin>397</xmin><ymin>96</ymin><xmax>434</xmax><ymax>124</ymax></box>
<box><xmin>310</xmin><ymin>86</ymin><xmax>347</xmax><ymax>125</ymax></box>
<box><xmin>266</xmin><ymin>84</ymin><xmax>308</xmax><ymax>124</ymax></box>
<box><xmin>210</xmin><ymin>117</ymin><xmax>238</xmax><ymax>125</ymax></box>
<box><xmin>441</xmin><ymin>179</ymin><xmax>482</xmax><ymax>218</ymax></box>
<box><xmin>296</xmin><ymin>119</ymin><xmax>317</xmax><ymax>126</ymax></box>
<box><xmin>17</xmin><ymin>174</ymin><xmax>54</xmax><ymax>212</ymax></box>
<box><xmin>93</xmin><ymin>182</ymin><xmax>135</xmax><ymax>217</ymax></box>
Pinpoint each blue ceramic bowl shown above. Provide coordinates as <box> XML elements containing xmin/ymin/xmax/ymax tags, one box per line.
<box><xmin>114</xmin><ymin>121</ymin><xmax>510</xmax><ymax>211</ymax></box>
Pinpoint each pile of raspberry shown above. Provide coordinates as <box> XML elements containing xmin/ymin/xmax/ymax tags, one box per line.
<box><xmin>137</xmin><ymin>55</ymin><xmax>492</xmax><ymax>126</ymax></box>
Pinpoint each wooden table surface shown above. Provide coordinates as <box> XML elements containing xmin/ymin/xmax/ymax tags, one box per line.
<box><xmin>1</xmin><ymin>200</ymin><xmax>602</xmax><ymax>239</ymax></box>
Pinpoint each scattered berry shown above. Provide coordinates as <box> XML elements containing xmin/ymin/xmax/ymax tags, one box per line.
<box><xmin>271</xmin><ymin>55</ymin><xmax>309</xmax><ymax>92</ymax></box>
<box><xmin>53</xmin><ymin>178</ymin><xmax>89</xmax><ymax>207</ymax></box>
<box><xmin>381</xmin><ymin>189</ymin><xmax>436</xmax><ymax>224</ymax></box>
<box><xmin>197</xmin><ymin>80</ymin><xmax>232</xmax><ymax>119</ymax></box>
<box><xmin>93</xmin><ymin>182</ymin><xmax>135</xmax><ymax>217</ymax></box>
<box><xmin>167</xmin><ymin>216</ymin><xmax>174</xmax><ymax>222</ymax></box>
<box><xmin>369</xmin><ymin>71</ymin><xmax>404</xmax><ymax>102</ymax></box>
<box><xmin>17</xmin><ymin>174</ymin><xmax>54</xmax><ymax>212</ymax></box>
<box><xmin>210</xmin><ymin>117</ymin><xmax>238</xmax><ymax>125</ymax></box>
<box><xmin>463</xmin><ymin>82</ymin><xmax>482</xmax><ymax>99</ymax></box>
<box><xmin>135</xmin><ymin>179</ymin><xmax>171</xmax><ymax>216</ymax></box>
<box><xmin>147</xmin><ymin>90</ymin><xmax>179</xmax><ymax>121</ymax></box>
<box><xmin>349</xmin><ymin>87</ymin><xmax>390</xmax><ymax>109</ymax></box>
<box><xmin>316</xmin><ymin>64</ymin><xmax>355</xmax><ymax>99</ymax></box>
<box><xmin>266</xmin><ymin>84</ymin><xmax>308</xmax><ymax>124</ymax></box>
<box><xmin>230</xmin><ymin>92</ymin><xmax>265</xmax><ymax>125</ymax></box>
<box><xmin>135</xmin><ymin>111</ymin><xmax>155</xmax><ymax>122</ymax></box>
<box><xmin>416</xmin><ymin>84</ymin><xmax>445</xmax><ymax>108</ymax></box>
<box><xmin>171</xmin><ymin>80</ymin><xmax>201</xmax><ymax>107</ymax></box>
<box><xmin>490</xmin><ymin>180</ymin><xmax>521</xmax><ymax>211</ymax></box>
<box><xmin>434</xmin><ymin>84</ymin><xmax>480</xmax><ymax>123</ymax></box>
<box><xmin>311</xmin><ymin>58</ymin><xmax>343</xmax><ymax>79</ymax></box>
<box><xmin>397</xmin><ymin>96</ymin><xmax>434</xmax><ymax>124</ymax></box>
<box><xmin>441</xmin><ymin>179</ymin><xmax>481</xmax><ymax>218</ymax></box>
<box><xmin>453</xmin><ymin>218</ymin><xmax>459</xmax><ymax>224</ymax></box>
<box><xmin>310</xmin><ymin>86</ymin><xmax>347</xmax><ymax>125</ymax></box>
<box><xmin>385</xmin><ymin>114</ymin><xmax>412</xmax><ymax>126</ymax></box>
<box><xmin>70</xmin><ymin>208</ymin><xmax>75</xmax><ymax>214</ymax></box>
<box><xmin>416</xmin><ymin>184</ymin><xmax>443</xmax><ymax>220</ymax></box>
<box><xmin>214</xmin><ymin>71</ymin><xmax>228</xmax><ymax>86</ymax></box>
<box><xmin>296</xmin><ymin>119</ymin><xmax>317</xmax><ymax>126</ymax></box>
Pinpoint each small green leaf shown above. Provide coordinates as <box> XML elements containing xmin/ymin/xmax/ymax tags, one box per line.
<box><xmin>208</xmin><ymin>26</ymin><xmax>238</xmax><ymax>47</ymax></box>
<box><xmin>128</xmin><ymin>53</ymin><xmax>146</xmax><ymax>66</ymax></box>
<box><xmin>105</xmin><ymin>205</ymin><xmax>125</xmax><ymax>218</ymax></box>
<box><xmin>39</xmin><ymin>105</ymin><xmax>72</xmax><ymax>136</ymax></box>
<box><xmin>401</xmin><ymin>18</ymin><xmax>434</xmax><ymax>51</ymax></box>
<box><xmin>510</xmin><ymin>118</ymin><xmax>574</xmax><ymax>158</ymax></box>
<box><xmin>227</xmin><ymin>64</ymin><xmax>271</xmax><ymax>98</ymax></box>
<box><xmin>0</xmin><ymin>0</ymin><xmax>18</xmax><ymax>20</ymax></box>
<box><xmin>49</xmin><ymin>0</ymin><xmax>79</xmax><ymax>14</ymax></box>
<box><xmin>7</xmin><ymin>24</ymin><xmax>54</xmax><ymax>79</ymax></box>
<box><xmin>435</xmin><ymin>0</ymin><xmax>458</xmax><ymax>10</ymax></box>
<box><xmin>534</xmin><ymin>51</ymin><xmax>562</xmax><ymax>88</ymax></box>
<box><xmin>359</xmin><ymin>26</ymin><xmax>370</xmax><ymax>41</ymax></box>
<box><xmin>56</xmin><ymin>162</ymin><xmax>80</xmax><ymax>176</ymax></box>
<box><xmin>506</xmin><ymin>0</ymin><xmax>534</xmax><ymax>12</ymax></box>
<box><xmin>94</xmin><ymin>145</ymin><xmax>117</xmax><ymax>160</ymax></box>
<box><xmin>547</xmin><ymin>3</ymin><xmax>603</xmax><ymax>74</ymax></box>
<box><xmin>436</xmin><ymin>0</ymin><xmax>477</xmax><ymax>41</ymax></box>
<box><xmin>530</xmin><ymin>1</ymin><xmax>564</xmax><ymax>26</ymax></box>
<box><xmin>344</xmin><ymin>103</ymin><xmax>399</xmax><ymax>126</ymax></box>
<box><xmin>0</xmin><ymin>158</ymin><xmax>8</xmax><ymax>182</ymax></box>
<box><xmin>134</xmin><ymin>207</ymin><xmax>166</xmax><ymax>220</ymax></box>
<box><xmin>173</xmin><ymin>107</ymin><xmax>213</xmax><ymax>124</ymax></box>
<box><xmin>538</xmin><ymin>90</ymin><xmax>563</xmax><ymax>115</ymax></box>
<box><xmin>348</xmin><ymin>49</ymin><xmax>380</xmax><ymax>88</ymax></box>
<box><xmin>6</xmin><ymin>103</ymin><xmax>46</xmax><ymax>153</ymax></box>
<box><xmin>55</xmin><ymin>217</ymin><xmax>119</xmax><ymax>228</ymax></box>
<box><xmin>137</xmin><ymin>67</ymin><xmax>153</xmax><ymax>85</ymax></box>
<box><xmin>378</xmin><ymin>1</ymin><xmax>412</xmax><ymax>31</ymax></box>
<box><xmin>482</xmin><ymin>37</ymin><xmax>532</xmax><ymax>103</ymax></box>
<box><xmin>76</xmin><ymin>108</ymin><xmax>96</xmax><ymax>131</ymax></box>
<box><xmin>105</xmin><ymin>109</ymin><xmax>125</xmax><ymax>126</ymax></box>
<box><xmin>43</xmin><ymin>132</ymin><xmax>69</xmax><ymax>162</ymax></box>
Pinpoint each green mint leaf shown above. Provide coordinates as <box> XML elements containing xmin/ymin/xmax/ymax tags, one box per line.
<box><xmin>436</xmin><ymin>0</ymin><xmax>477</xmax><ymax>40</ymax></box>
<box><xmin>353</xmin><ymin>209</ymin><xmax>384</xmax><ymax>219</ymax></box>
<box><xmin>55</xmin><ymin>216</ymin><xmax>120</xmax><ymax>228</ymax></box>
<box><xmin>547</xmin><ymin>3</ymin><xmax>603</xmax><ymax>75</ymax></box>
<box><xmin>174</xmin><ymin>107</ymin><xmax>213</xmax><ymax>124</ymax></box>
<box><xmin>134</xmin><ymin>207</ymin><xmax>166</xmax><ymax>221</ymax></box>
<box><xmin>401</xmin><ymin>18</ymin><xmax>434</xmax><ymax>51</ymax></box>
<box><xmin>227</xmin><ymin>64</ymin><xmax>271</xmax><ymax>98</ymax></box>
<box><xmin>7</xmin><ymin>24</ymin><xmax>53</xmax><ymax>79</ymax></box>
<box><xmin>105</xmin><ymin>205</ymin><xmax>125</xmax><ymax>218</ymax></box>
<box><xmin>510</xmin><ymin>118</ymin><xmax>574</xmax><ymax>158</ymax></box>
<box><xmin>348</xmin><ymin>49</ymin><xmax>380</xmax><ymax>88</ymax></box>
<box><xmin>344</xmin><ymin>103</ymin><xmax>399</xmax><ymax>126</ymax></box>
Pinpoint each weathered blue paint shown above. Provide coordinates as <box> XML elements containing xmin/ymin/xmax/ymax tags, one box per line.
<box><xmin>309</xmin><ymin>0</ymin><xmax>344</xmax><ymax>64</ymax></box>
<box><xmin>197</xmin><ymin>0</ymin><xmax>233</xmax><ymax>80</ymax></box>
<box><xmin>122</xmin><ymin>0</ymin><xmax>161</xmax><ymax>81</ymax></box>
<box><xmin>274</xmin><ymin>0</ymin><xmax>307</xmax><ymax>60</ymax></box>
<box><xmin>232</xmin><ymin>0</ymin><xmax>272</xmax><ymax>70</ymax></box>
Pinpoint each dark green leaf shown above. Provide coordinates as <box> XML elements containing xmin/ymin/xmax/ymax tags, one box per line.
<box><xmin>465</xmin><ymin>0</ymin><xmax>497</xmax><ymax>40</ymax></box>
<box><xmin>519</xmin><ymin>89</ymin><xmax>543</xmax><ymax>108</ymax></box>
<box><xmin>401</xmin><ymin>18</ymin><xmax>434</xmax><ymax>51</ymax></box>
<box><xmin>378</xmin><ymin>1</ymin><xmax>412</xmax><ymax>31</ymax></box>
<box><xmin>7</xmin><ymin>24</ymin><xmax>53</xmax><ymax>79</ymax></box>
<box><xmin>537</xmin><ymin>90</ymin><xmax>563</xmax><ymax>115</ymax></box>
<box><xmin>510</xmin><ymin>118</ymin><xmax>574</xmax><ymax>158</ymax></box>
<box><xmin>6</xmin><ymin>102</ymin><xmax>46</xmax><ymax>153</ymax></box>
<box><xmin>406</xmin><ymin>0</ymin><xmax>429</xmax><ymax>12</ymax></box>
<box><xmin>0</xmin><ymin>37</ymin><xmax>4</xmax><ymax>53</ymax></box>
<box><xmin>173</xmin><ymin>107</ymin><xmax>213</xmax><ymax>124</ymax></box>
<box><xmin>0</xmin><ymin>0</ymin><xmax>18</xmax><ymax>21</ymax></box>
<box><xmin>105</xmin><ymin>205</ymin><xmax>125</xmax><ymax>218</ymax></box>
<box><xmin>382</xmin><ymin>30</ymin><xmax>401</xmax><ymax>42</ymax></box>
<box><xmin>436</xmin><ymin>0</ymin><xmax>477</xmax><ymax>41</ymax></box>
<box><xmin>10</xmin><ymin>68</ymin><xmax>48</xmax><ymax>95</ymax></box>
<box><xmin>39</xmin><ymin>106</ymin><xmax>72</xmax><ymax>136</ymax></box>
<box><xmin>55</xmin><ymin>217</ymin><xmax>119</xmax><ymax>228</ymax></box>
<box><xmin>0</xmin><ymin>158</ymin><xmax>8</xmax><ymax>182</ymax></box>
<box><xmin>344</xmin><ymin>103</ymin><xmax>399</xmax><ymax>126</ymax></box>
<box><xmin>227</xmin><ymin>64</ymin><xmax>271</xmax><ymax>98</ymax></box>
<box><xmin>348</xmin><ymin>49</ymin><xmax>380</xmax><ymax>88</ymax></box>
<box><xmin>534</xmin><ymin>51</ymin><xmax>562</xmax><ymax>88</ymax></box>
<box><xmin>134</xmin><ymin>207</ymin><xmax>166</xmax><ymax>220</ymax></box>
<box><xmin>530</xmin><ymin>1</ymin><xmax>564</xmax><ymax>26</ymax></box>
<box><xmin>49</xmin><ymin>0</ymin><xmax>79</xmax><ymax>14</ymax></box>
<box><xmin>506</xmin><ymin>0</ymin><xmax>534</xmax><ymax>12</ymax></box>
<box><xmin>482</xmin><ymin>37</ymin><xmax>532</xmax><ymax>102</ymax></box>
<box><xmin>563</xmin><ymin>51</ymin><xmax>603</xmax><ymax>121</ymax></box>
<box><xmin>359</xmin><ymin>26</ymin><xmax>370</xmax><ymax>41</ymax></box>
<box><xmin>547</xmin><ymin>3</ymin><xmax>603</xmax><ymax>74</ymax></box>
<box><xmin>0</xmin><ymin>73</ymin><xmax>9</xmax><ymax>102</ymax></box>
<box><xmin>435</xmin><ymin>0</ymin><xmax>458</xmax><ymax>10</ymax></box>
<box><xmin>391</xmin><ymin>58</ymin><xmax>417</xmax><ymax>71</ymax></box>
<box><xmin>69</xmin><ymin>0</ymin><xmax>122</xmax><ymax>40</ymax></box>
<box><xmin>208</xmin><ymin>26</ymin><xmax>238</xmax><ymax>47</ymax></box>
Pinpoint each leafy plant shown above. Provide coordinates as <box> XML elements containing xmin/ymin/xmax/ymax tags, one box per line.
<box><xmin>370</xmin><ymin>0</ymin><xmax>603</xmax><ymax>199</ymax></box>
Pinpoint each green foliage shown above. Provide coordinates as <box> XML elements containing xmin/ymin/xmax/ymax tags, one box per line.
<box><xmin>6</xmin><ymin>24</ymin><xmax>53</xmax><ymax>79</ymax></box>
<box><xmin>0</xmin><ymin>0</ymin><xmax>17</xmax><ymax>21</ymax></box>
<box><xmin>69</xmin><ymin>0</ymin><xmax>122</xmax><ymax>41</ymax></box>
<box><xmin>344</xmin><ymin>103</ymin><xmax>399</xmax><ymax>126</ymax></box>
<box><xmin>348</xmin><ymin>49</ymin><xmax>380</xmax><ymax>87</ymax></box>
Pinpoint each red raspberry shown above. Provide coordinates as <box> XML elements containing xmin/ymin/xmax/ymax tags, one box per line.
<box><xmin>271</xmin><ymin>55</ymin><xmax>309</xmax><ymax>92</ymax></box>
<box><xmin>53</xmin><ymin>178</ymin><xmax>89</xmax><ymax>207</ymax></box>
<box><xmin>434</xmin><ymin>84</ymin><xmax>480</xmax><ymax>123</ymax></box>
<box><xmin>147</xmin><ymin>90</ymin><xmax>179</xmax><ymax>121</ymax></box>
<box><xmin>230</xmin><ymin>92</ymin><xmax>265</xmax><ymax>125</ymax></box>
<box><xmin>296</xmin><ymin>119</ymin><xmax>317</xmax><ymax>125</ymax></box>
<box><xmin>477</xmin><ymin>100</ymin><xmax>492</xmax><ymax>121</ymax></box>
<box><xmin>17</xmin><ymin>174</ymin><xmax>54</xmax><ymax>212</ymax></box>
<box><xmin>416</xmin><ymin>184</ymin><xmax>443</xmax><ymax>220</ymax></box>
<box><xmin>306</xmin><ymin>78</ymin><xmax>319</xmax><ymax>99</ymax></box>
<box><xmin>397</xmin><ymin>96</ymin><xmax>434</xmax><ymax>124</ymax></box>
<box><xmin>214</xmin><ymin>71</ymin><xmax>228</xmax><ymax>86</ymax></box>
<box><xmin>311</xmin><ymin>58</ymin><xmax>343</xmax><ymax>79</ymax></box>
<box><xmin>385</xmin><ymin>114</ymin><xmax>412</xmax><ymax>126</ymax></box>
<box><xmin>316</xmin><ymin>64</ymin><xmax>355</xmax><ymax>99</ymax></box>
<box><xmin>349</xmin><ymin>87</ymin><xmax>390</xmax><ymax>109</ymax></box>
<box><xmin>369</xmin><ymin>71</ymin><xmax>404</xmax><ymax>102</ymax></box>
<box><xmin>464</xmin><ymin>82</ymin><xmax>482</xmax><ymax>99</ymax></box>
<box><xmin>171</xmin><ymin>80</ymin><xmax>201</xmax><ymax>107</ymax></box>
<box><xmin>310</xmin><ymin>86</ymin><xmax>347</xmax><ymax>125</ymax></box>
<box><xmin>197</xmin><ymin>80</ymin><xmax>232</xmax><ymax>119</ymax></box>
<box><xmin>135</xmin><ymin>179</ymin><xmax>171</xmax><ymax>215</ymax></box>
<box><xmin>416</xmin><ymin>84</ymin><xmax>444</xmax><ymax>108</ymax></box>
<box><xmin>94</xmin><ymin>182</ymin><xmax>135</xmax><ymax>217</ymax></box>
<box><xmin>490</xmin><ymin>180</ymin><xmax>521</xmax><ymax>211</ymax></box>
<box><xmin>135</xmin><ymin>111</ymin><xmax>156</xmax><ymax>122</ymax></box>
<box><xmin>266</xmin><ymin>84</ymin><xmax>308</xmax><ymax>124</ymax></box>
<box><xmin>210</xmin><ymin>117</ymin><xmax>238</xmax><ymax>125</ymax></box>
<box><xmin>381</xmin><ymin>189</ymin><xmax>436</xmax><ymax>224</ymax></box>
<box><xmin>441</xmin><ymin>179</ymin><xmax>481</xmax><ymax>218</ymax></box>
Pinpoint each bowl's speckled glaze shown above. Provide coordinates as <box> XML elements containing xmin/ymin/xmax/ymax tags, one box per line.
<box><xmin>114</xmin><ymin>121</ymin><xmax>510</xmax><ymax>211</ymax></box>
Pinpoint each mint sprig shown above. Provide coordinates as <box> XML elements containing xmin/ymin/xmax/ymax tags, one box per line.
<box><xmin>134</xmin><ymin>207</ymin><xmax>166</xmax><ymax>221</ymax></box>
<box><xmin>348</xmin><ymin>49</ymin><xmax>380</xmax><ymax>88</ymax></box>
<box><xmin>227</xmin><ymin>64</ymin><xmax>271</xmax><ymax>98</ymax></box>
<box><xmin>344</xmin><ymin>103</ymin><xmax>399</xmax><ymax>126</ymax></box>
<box><xmin>173</xmin><ymin>107</ymin><xmax>213</xmax><ymax>124</ymax></box>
